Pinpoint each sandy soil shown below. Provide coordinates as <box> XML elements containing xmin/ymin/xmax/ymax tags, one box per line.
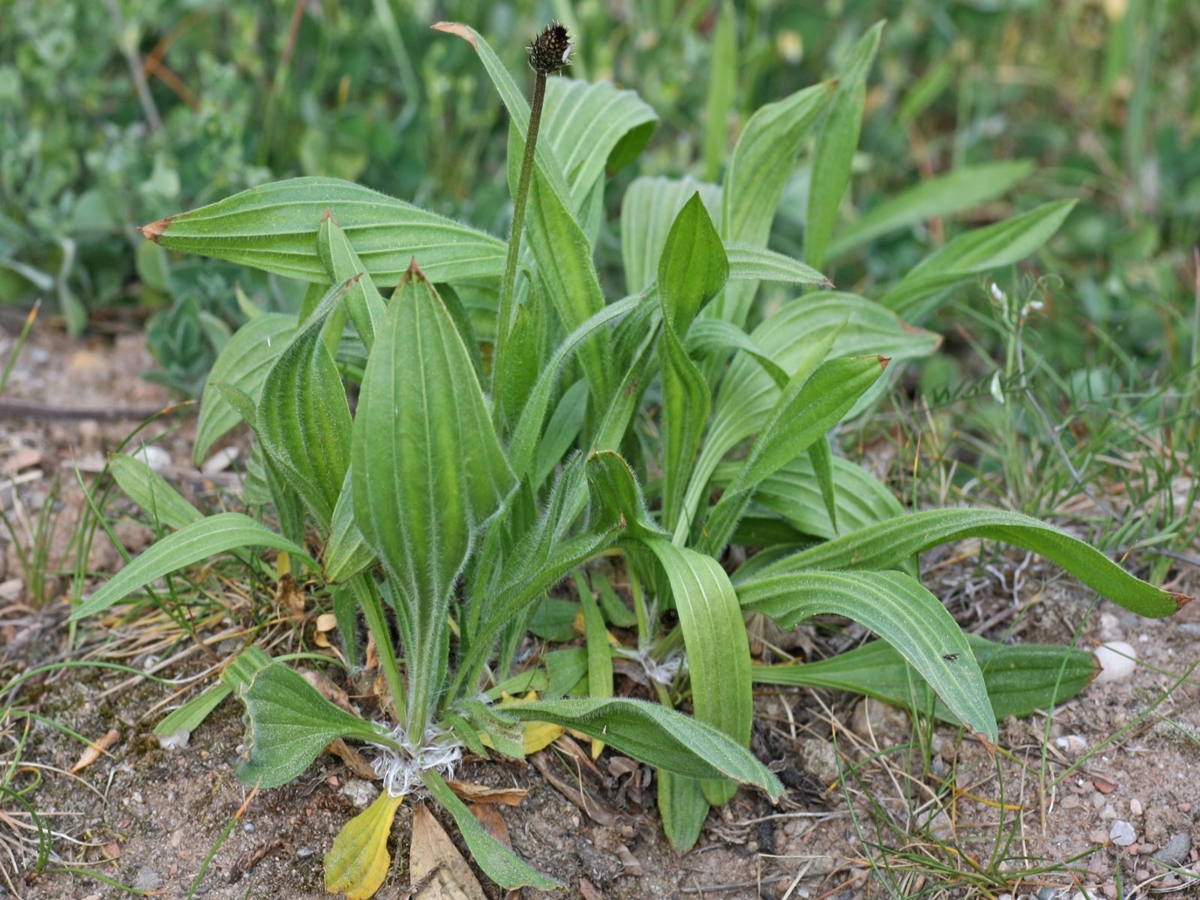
<box><xmin>1</xmin><ymin>322</ymin><xmax>1199</xmax><ymax>900</ymax></box>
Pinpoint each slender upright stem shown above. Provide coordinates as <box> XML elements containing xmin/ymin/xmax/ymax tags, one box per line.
<box><xmin>493</xmin><ymin>72</ymin><xmax>547</xmax><ymax>410</ymax></box>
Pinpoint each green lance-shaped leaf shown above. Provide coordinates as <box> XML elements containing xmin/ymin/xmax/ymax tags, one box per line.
<box><xmin>141</xmin><ymin>177</ymin><xmax>505</xmax><ymax>285</ymax></box>
<box><xmin>738</xmin><ymin>570</ymin><xmax>997</xmax><ymax>739</ymax></box>
<box><xmin>879</xmin><ymin>200</ymin><xmax>1077</xmax><ymax>320</ymax></box>
<box><xmin>507</xmin><ymin>294</ymin><xmax>641</xmax><ymax>482</ymax></box>
<box><xmin>622</xmin><ymin>176</ymin><xmax>722</xmax><ymax>295</ymax></box>
<box><xmin>752</xmin><ymin>634</ymin><xmax>1098</xmax><ymax>724</ymax></box>
<box><xmin>826</xmin><ymin>161</ymin><xmax>1034</xmax><ymax>261</ymax></box>
<box><xmin>576</xmin><ymin>571</ymin><xmax>613</xmax><ymax>756</ymax></box>
<box><xmin>658</xmin><ymin>771</ymin><xmax>710</xmax><ymax>853</ymax></box>
<box><xmin>532</xmin><ymin>378</ymin><xmax>588</xmax><ymax>491</ymax></box>
<box><xmin>585</xmin><ymin>450</ymin><xmax>664</xmax><ymax>540</ymax></box>
<box><xmin>221</xmin><ymin>648</ymin><xmax>392</xmax><ymax>790</ymax></box>
<box><xmin>422</xmin><ymin>770</ymin><xmax>559</xmax><ymax>890</ymax></box>
<box><xmin>658</xmin><ymin>194</ymin><xmax>727</xmax><ymax>533</ymax></box>
<box><xmin>540</xmin><ymin>77</ymin><xmax>658</xmax><ymax>214</ymax></box>
<box><xmin>194</xmin><ymin>313</ymin><xmax>297</xmax><ymax>464</ymax></box>
<box><xmin>685</xmin><ymin>319</ymin><xmax>790</xmax><ymax>388</ymax></box>
<box><xmin>716</xmin><ymin>81</ymin><xmax>835</xmax><ymax>324</ymax></box>
<box><xmin>659</xmin><ymin>193</ymin><xmax>729</xmax><ymax>331</ymax></box>
<box><xmin>352</xmin><ymin>261</ymin><xmax>516</xmax><ymax>733</ymax></box>
<box><xmin>323</xmin><ymin>468</ymin><xmax>377</xmax><ymax>584</ymax></box>
<box><xmin>70</xmin><ymin>513</ymin><xmax>313</xmax><ymax>621</ymax></box>
<box><xmin>496</xmin><ymin>698</ymin><xmax>783</xmax><ymax>796</ymax></box>
<box><xmin>523</xmin><ymin>171</ymin><xmax>614</xmax><ymax>405</ymax></box>
<box><xmin>643</xmin><ymin>537</ymin><xmax>751</xmax><ymax>806</ymax></box>
<box><xmin>724</xmin><ymin>243</ymin><xmax>832</xmax><ymax>287</ymax></box>
<box><xmin>747</xmin><ymin>508</ymin><xmax>1191</xmax><ymax>618</ymax></box>
<box><xmin>700</xmin><ymin>355</ymin><xmax>887</xmax><ymax>556</ymax></box>
<box><xmin>805</xmin><ymin>21</ymin><xmax>883</xmax><ymax>272</ymax></box>
<box><xmin>317</xmin><ymin>212</ymin><xmax>387</xmax><ymax>350</ymax></box>
<box><xmin>153</xmin><ymin>684</ymin><xmax>231</xmax><ymax>738</ymax></box>
<box><xmin>110</xmin><ymin>453</ymin><xmax>203</xmax><ymax>531</ymax></box>
<box><xmin>258</xmin><ymin>277</ymin><xmax>356</xmax><ymax>531</ymax></box>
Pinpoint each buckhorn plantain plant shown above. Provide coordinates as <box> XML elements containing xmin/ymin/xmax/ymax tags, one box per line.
<box><xmin>69</xmin><ymin>17</ymin><xmax>1189</xmax><ymax>895</ymax></box>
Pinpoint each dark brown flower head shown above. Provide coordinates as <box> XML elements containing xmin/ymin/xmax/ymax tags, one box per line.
<box><xmin>528</xmin><ymin>21</ymin><xmax>571</xmax><ymax>74</ymax></box>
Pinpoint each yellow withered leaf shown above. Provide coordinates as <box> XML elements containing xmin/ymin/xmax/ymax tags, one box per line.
<box><xmin>324</xmin><ymin>791</ymin><xmax>404</xmax><ymax>899</ymax></box>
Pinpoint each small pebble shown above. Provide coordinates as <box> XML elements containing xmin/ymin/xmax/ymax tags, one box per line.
<box><xmin>1109</xmin><ymin>820</ymin><xmax>1136</xmax><ymax>846</ymax></box>
<box><xmin>1056</xmin><ymin>734</ymin><xmax>1087</xmax><ymax>754</ymax></box>
<box><xmin>1102</xmin><ymin>885</ymin><xmax>1117</xmax><ymax>899</ymax></box>
<box><xmin>1179</xmin><ymin>802</ymin><xmax>1192</xmax><ymax>813</ymax></box>
<box><xmin>243</xmin><ymin>822</ymin><xmax>255</xmax><ymax>833</ymax></box>
<box><xmin>1135</xmin><ymin>868</ymin><xmax>1150</xmax><ymax>881</ymax></box>
<box><xmin>1099</xmin><ymin>803</ymin><xmax>1117</xmax><ymax>821</ymax></box>
<box><xmin>1088</xmin><ymin>830</ymin><xmax>1110</xmax><ymax>844</ymax></box>
<box><xmin>1129</xmin><ymin>798</ymin><xmax>1143</xmax><ymax>816</ymax></box>
<box><xmin>1137</xmin><ymin>842</ymin><xmax>1157</xmax><ymax>855</ymax></box>
<box><xmin>1153</xmin><ymin>832</ymin><xmax>1192</xmax><ymax>866</ymax></box>
<box><xmin>297</xmin><ymin>847</ymin><xmax>314</xmax><ymax>858</ymax></box>
<box><xmin>1093</xmin><ymin>641</ymin><xmax>1137</xmax><ymax>684</ymax></box>
<box><xmin>1093</xmin><ymin>793</ymin><xmax>1107</xmax><ymax>809</ymax></box>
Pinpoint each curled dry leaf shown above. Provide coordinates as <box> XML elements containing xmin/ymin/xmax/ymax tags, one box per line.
<box><xmin>447</xmin><ymin>780</ymin><xmax>528</xmax><ymax>806</ymax></box>
<box><xmin>71</xmin><ymin>728</ymin><xmax>119</xmax><ymax>773</ymax></box>
<box><xmin>469</xmin><ymin>802</ymin><xmax>511</xmax><ymax>848</ymax></box>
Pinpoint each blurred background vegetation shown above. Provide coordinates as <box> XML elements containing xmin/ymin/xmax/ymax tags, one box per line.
<box><xmin>1</xmin><ymin>0</ymin><xmax>1197</xmax><ymax>401</ymax></box>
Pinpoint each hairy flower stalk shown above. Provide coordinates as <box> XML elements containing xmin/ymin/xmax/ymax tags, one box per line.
<box><xmin>492</xmin><ymin>22</ymin><xmax>572</xmax><ymax>411</ymax></box>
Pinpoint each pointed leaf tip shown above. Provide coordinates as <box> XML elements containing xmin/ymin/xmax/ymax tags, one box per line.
<box><xmin>879</xmin><ymin>356</ymin><xmax>891</xmax><ymax>370</ymax></box>
<box><xmin>1172</xmin><ymin>592</ymin><xmax>1193</xmax><ymax>610</ymax></box>
<box><xmin>431</xmin><ymin>21</ymin><xmax>476</xmax><ymax>47</ymax></box>
<box><xmin>402</xmin><ymin>257</ymin><xmax>428</xmax><ymax>283</ymax></box>
<box><xmin>140</xmin><ymin>217</ymin><xmax>173</xmax><ymax>242</ymax></box>
<box><xmin>322</xmin><ymin>207</ymin><xmax>335</xmax><ymax>223</ymax></box>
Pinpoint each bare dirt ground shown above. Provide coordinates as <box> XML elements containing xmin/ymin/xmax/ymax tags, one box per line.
<box><xmin>1</xmin><ymin>322</ymin><xmax>1199</xmax><ymax>900</ymax></box>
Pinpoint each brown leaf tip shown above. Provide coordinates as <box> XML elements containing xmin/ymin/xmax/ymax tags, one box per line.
<box><xmin>321</xmin><ymin>207</ymin><xmax>336</xmax><ymax>224</ymax></box>
<box><xmin>528</xmin><ymin>21</ymin><xmax>572</xmax><ymax>75</ymax></box>
<box><xmin>140</xmin><ymin>216</ymin><xmax>173</xmax><ymax>243</ymax></box>
<box><xmin>878</xmin><ymin>355</ymin><xmax>892</xmax><ymax>370</ymax></box>
<box><xmin>405</xmin><ymin>256</ymin><xmax>428</xmax><ymax>283</ymax></box>
<box><xmin>431</xmin><ymin>21</ymin><xmax>476</xmax><ymax>48</ymax></box>
<box><xmin>1173</xmin><ymin>592</ymin><xmax>1193</xmax><ymax>610</ymax></box>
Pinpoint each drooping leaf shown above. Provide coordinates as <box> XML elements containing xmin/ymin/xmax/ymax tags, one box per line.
<box><xmin>745</xmin><ymin>508</ymin><xmax>1190</xmax><ymax>618</ymax></box>
<box><xmin>194</xmin><ymin>313</ymin><xmax>297</xmax><ymax>464</ymax></box>
<box><xmin>541</xmin><ymin>77</ymin><xmax>658</xmax><ymax>212</ymax></box>
<box><xmin>496</xmin><ymin>698</ymin><xmax>783</xmax><ymax>796</ymax></box>
<box><xmin>220</xmin><ymin>648</ymin><xmax>391</xmax><ymax>789</ymax></box>
<box><xmin>737</xmin><ymin>570</ymin><xmax>997</xmax><ymax>739</ymax></box>
<box><xmin>752</xmin><ymin>634</ymin><xmax>1098</xmax><ymax>723</ymax></box>
<box><xmin>142</xmin><ymin>177</ymin><xmax>505</xmax><ymax>285</ymax></box>
<box><xmin>725</xmin><ymin>243</ymin><xmax>832</xmax><ymax>287</ymax></box>
<box><xmin>71</xmin><ymin>513</ymin><xmax>312</xmax><ymax>621</ymax></box>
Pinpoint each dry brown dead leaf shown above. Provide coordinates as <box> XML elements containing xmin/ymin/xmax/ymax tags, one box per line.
<box><xmin>409</xmin><ymin>802</ymin><xmax>487</xmax><ymax>900</ymax></box>
<box><xmin>447</xmin><ymin>780</ymin><xmax>528</xmax><ymax>806</ymax></box>
<box><xmin>468</xmin><ymin>802</ymin><xmax>511</xmax><ymax>849</ymax></box>
<box><xmin>70</xmin><ymin>728</ymin><xmax>119</xmax><ymax>773</ymax></box>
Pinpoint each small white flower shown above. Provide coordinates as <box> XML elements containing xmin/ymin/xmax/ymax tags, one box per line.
<box><xmin>989</xmin><ymin>370</ymin><xmax>1005</xmax><ymax>405</ymax></box>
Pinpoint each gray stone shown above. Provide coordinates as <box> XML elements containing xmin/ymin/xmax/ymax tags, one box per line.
<box><xmin>1153</xmin><ymin>832</ymin><xmax>1192</xmax><ymax>866</ymax></box>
